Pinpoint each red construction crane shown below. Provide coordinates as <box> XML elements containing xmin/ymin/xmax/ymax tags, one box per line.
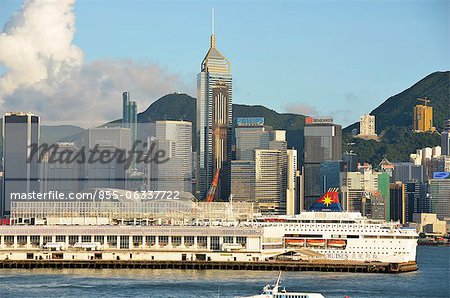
<box><xmin>206</xmin><ymin>169</ymin><xmax>220</xmax><ymax>202</ymax></box>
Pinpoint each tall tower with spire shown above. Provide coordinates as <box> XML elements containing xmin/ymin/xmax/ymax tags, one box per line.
<box><xmin>196</xmin><ymin>9</ymin><xmax>232</xmax><ymax>200</ymax></box>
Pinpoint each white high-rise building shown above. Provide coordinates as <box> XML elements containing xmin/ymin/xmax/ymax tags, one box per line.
<box><xmin>410</xmin><ymin>146</ymin><xmax>443</xmax><ymax>180</ymax></box>
<box><xmin>255</xmin><ymin>149</ymin><xmax>284</xmax><ymax>214</ymax></box>
<box><xmin>359</xmin><ymin>114</ymin><xmax>377</xmax><ymax>138</ymax></box>
<box><xmin>340</xmin><ymin>169</ymin><xmax>379</xmax><ymax>212</ymax></box>
<box><xmin>151</xmin><ymin>121</ymin><xmax>192</xmax><ymax>193</ymax></box>
<box><xmin>286</xmin><ymin>149</ymin><xmax>298</xmax><ymax>215</ymax></box>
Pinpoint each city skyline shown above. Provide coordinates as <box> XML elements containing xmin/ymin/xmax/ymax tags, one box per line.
<box><xmin>0</xmin><ymin>1</ymin><xmax>449</xmax><ymax>296</ymax></box>
<box><xmin>0</xmin><ymin>0</ymin><xmax>448</xmax><ymax>127</ymax></box>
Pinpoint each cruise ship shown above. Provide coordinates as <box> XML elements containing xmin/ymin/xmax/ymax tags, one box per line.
<box><xmin>250</xmin><ymin>190</ymin><xmax>418</xmax><ymax>263</ymax></box>
<box><xmin>0</xmin><ymin>190</ymin><xmax>418</xmax><ymax>265</ymax></box>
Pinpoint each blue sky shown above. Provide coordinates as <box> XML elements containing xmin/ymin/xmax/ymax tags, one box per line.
<box><xmin>0</xmin><ymin>0</ymin><xmax>448</xmax><ymax>126</ymax></box>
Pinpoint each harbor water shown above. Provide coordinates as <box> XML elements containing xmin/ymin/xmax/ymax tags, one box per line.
<box><xmin>0</xmin><ymin>246</ymin><xmax>448</xmax><ymax>298</ymax></box>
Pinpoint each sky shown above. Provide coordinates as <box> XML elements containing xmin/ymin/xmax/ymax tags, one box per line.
<box><xmin>0</xmin><ymin>0</ymin><xmax>448</xmax><ymax>128</ymax></box>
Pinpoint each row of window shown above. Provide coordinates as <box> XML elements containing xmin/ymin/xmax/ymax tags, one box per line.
<box><xmin>1</xmin><ymin>235</ymin><xmax>248</xmax><ymax>246</ymax></box>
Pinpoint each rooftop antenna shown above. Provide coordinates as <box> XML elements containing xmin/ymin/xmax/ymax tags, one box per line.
<box><xmin>210</xmin><ymin>8</ymin><xmax>216</xmax><ymax>47</ymax></box>
<box><xmin>212</xmin><ymin>8</ymin><xmax>215</xmax><ymax>35</ymax></box>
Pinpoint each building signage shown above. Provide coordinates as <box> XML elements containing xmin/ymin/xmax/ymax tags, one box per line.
<box><xmin>433</xmin><ymin>172</ymin><xmax>450</xmax><ymax>179</ymax></box>
<box><xmin>305</xmin><ymin>117</ymin><xmax>333</xmax><ymax>124</ymax></box>
<box><xmin>235</xmin><ymin>117</ymin><xmax>264</xmax><ymax>127</ymax></box>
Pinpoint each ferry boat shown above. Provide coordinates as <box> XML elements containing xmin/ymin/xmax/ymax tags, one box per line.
<box><xmin>239</xmin><ymin>272</ymin><xmax>325</xmax><ymax>298</ymax></box>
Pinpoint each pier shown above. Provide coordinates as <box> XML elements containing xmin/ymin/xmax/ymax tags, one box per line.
<box><xmin>0</xmin><ymin>260</ymin><xmax>417</xmax><ymax>273</ymax></box>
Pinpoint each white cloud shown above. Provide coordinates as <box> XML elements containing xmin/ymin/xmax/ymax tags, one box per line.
<box><xmin>0</xmin><ymin>0</ymin><xmax>82</xmax><ymax>94</ymax></box>
<box><xmin>0</xmin><ymin>0</ymin><xmax>192</xmax><ymax>128</ymax></box>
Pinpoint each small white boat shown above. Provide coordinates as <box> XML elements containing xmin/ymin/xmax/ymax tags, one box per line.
<box><xmin>238</xmin><ymin>272</ymin><xmax>325</xmax><ymax>298</ymax></box>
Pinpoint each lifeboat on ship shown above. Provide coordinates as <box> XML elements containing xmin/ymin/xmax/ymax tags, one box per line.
<box><xmin>306</xmin><ymin>239</ymin><xmax>326</xmax><ymax>247</ymax></box>
<box><xmin>327</xmin><ymin>239</ymin><xmax>347</xmax><ymax>248</ymax></box>
<box><xmin>285</xmin><ymin>239</ymin><xmax>305</xmax><ymax>246</ymax></box>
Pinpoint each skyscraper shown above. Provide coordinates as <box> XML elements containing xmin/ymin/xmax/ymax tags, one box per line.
<box><xmin>231</xmin><ymin>149</ymin><xmax>286</xmax><ymax>214</ymax></box>
<box><xmin>231</xmin><ymin>160</ymin><xmax>255</xmax><ymax>202</ymax></box>
<box><xmin>340</xmin><ymin>166</ymin><xmax>390</xmax><ymax>219</ymax></box>
<box><xmin>231</xmin><ymin>123</ymin><xmax>295</xmax><ymax>214</ymax></box>
<box><xmin>341</xmin><ymin>170</ymin><xmax>378</xmax><ymax>213</ymax></box>
<box><xmin>303</xmin><ymin>117</ymin><xmax>342</xmax><ymax>210</ymax></box>
<box><xmin>2</xmin><ymin>112</ymin><xmax>40</xmax><ymax>216</ymax></box>
<box><xmin>393</xmin><ymin>162</ymin><xmax>424</xmax><ymax>183</ymax></box>
<box><xmin>122</xmin><ymin>91</ymin><xmax>138</xmax><ymax>148</ymax></box>
<box><xmin>235</xmin><ymin>121</ymin><xmax>271</xmax><ymax>160</ymax></box>
<box><xmin>254</xmin><ymin>149</ymin><xmax>284</xmax><ymax>214</ymax></box>
<box><xmin>86</xmin><ymin>127</ymin><xmax>131</xmax><ymax>190</ymax></box>
<box><xmin>429</xmin><ymin>176</ymin><xmax>450</xmax><ymax>220</ymax></box>
<box><xmin>405</xmin><ymin>181</ymin><xmax>430</xmax><ymax>218</ymax></box>
<box><xmin>196</xmin><ymin>11</ymin><xmax>232</xmax><ymax>200</ymax></box>
<box><xmin>286</xmin><ymin>149</ymin><xmax>298</xmax><ymax>215</ymax></box>
<box><xmin>40</xmin><ymin>142</ymin><xmax>83</xmax><ymax>195</ymax></box>
<box><xmin>390</xmin><ymin>182</ymin><xmax>406</xmax><ymax>224</ymax></box>
<box><xmin>150</xmin><ymin>121</ymin><xmax>192</xmax><ymax>193</ymax></box>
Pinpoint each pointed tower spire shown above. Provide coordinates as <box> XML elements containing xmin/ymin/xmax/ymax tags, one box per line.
<box><xmin>212</xmin><ymin>8</ymin><xmax>215</xmax><ymax>35</ymax></box>
<box><xmin>210</xmin><ymin>8</ymin><xmax>216</xmax><ymax>48</ymax></box>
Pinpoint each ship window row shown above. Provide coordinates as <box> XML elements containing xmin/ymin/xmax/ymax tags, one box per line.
<box><xmin>353</xmin><ymin>246</ymin><xmax>406</xmax><ymax>250</ymax></box>
<box><xmin>327</xmin><ymin>250</ymin><xmax>395</xmax><ymax>255</ymax></box>
<box><xmin>287</xmin><ymin>224</ymin><xmax>379</xmax><ymax>228</ymax></box>
<box><xmin>259</xmin><ymin>220</ymin><xmax>359</xmax><ymax>224</ymax></box>
<box><xmin>364</xmin><ymin>235</ymin><xmax>417</xmax><ymax>239</ymax></box>
<box><xmin>265</xmin><ymin>223</ymin><xmax>382</xmax><ymax>231</ymax></box>
<box><xmin>285</xmin><ymin>228</ymin><xmax>378</xmax><ymax>233</ymax></box>
<box><xmin>274</xmin><ymin>295</ymin><xmax>309</xmax><ymax>298</ymax></box>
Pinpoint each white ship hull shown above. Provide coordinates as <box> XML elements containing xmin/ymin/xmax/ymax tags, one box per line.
<box><xmin>253</xmin><ymin>211</ymin><xmax>418</xmax><ymax>263</ymax></box>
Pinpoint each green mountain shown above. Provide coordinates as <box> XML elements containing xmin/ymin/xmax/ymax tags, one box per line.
<box><xmin>138</xmin><ymin>93</ymin><xmax>196</xmax><ymax>124</ymax></box>
<box><xmin>345</xmin><ymin>71</ymin><xmax>449</xmax><ymax>133</ymax></box>
<box><xmin>342</xmin><ymin>128</ymin><xmax>441</xmax><ymax>166</ymax></box>
<box><xmin>137</xmin><ymin>93</ymin><xmax>306</xmax><ymax>154</ymax></box>
<box><xmin>342</xmin><ymin>71</ymin><xmax>449</xmax><ymax>165</ymax></box>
